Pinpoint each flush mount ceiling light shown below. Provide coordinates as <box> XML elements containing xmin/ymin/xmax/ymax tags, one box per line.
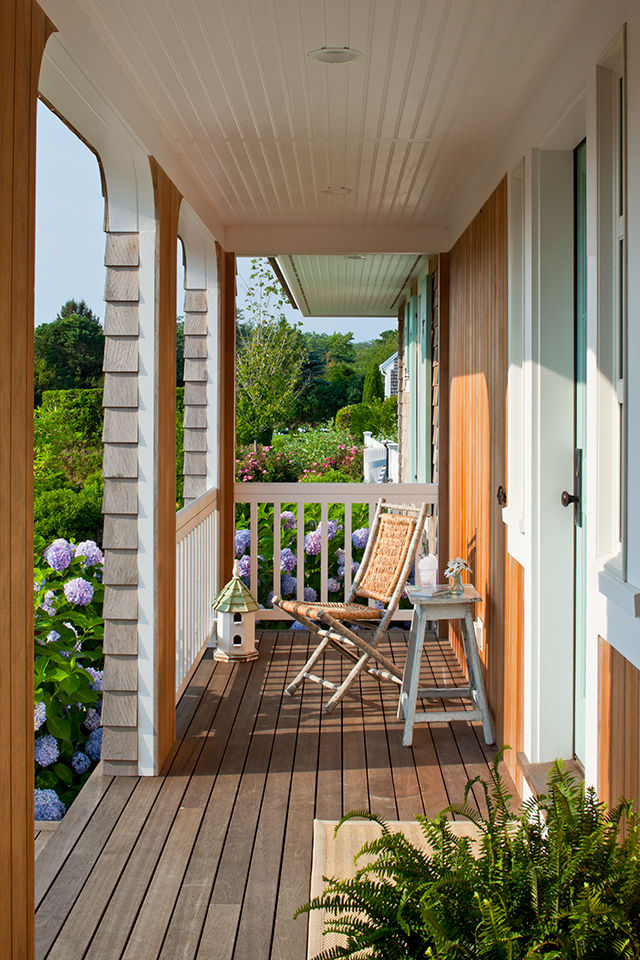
<box><xmin>308</xmin><ymin>46</ymin><xmax>362</xmax><ymax>64</ymax></box>
<box><xmin>320</xmin><ymin>186</ymin><xmax>352</xmax><ymax>195</ymax></box>
<box><xmin>345</xmin><ymin>254</ymin><xmax>367</xmax><ymax>260</ymax></box>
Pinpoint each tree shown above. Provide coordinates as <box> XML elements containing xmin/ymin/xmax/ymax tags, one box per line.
<box><xmin>176</xmin><ymin>319</ymin><xmax>185</xmax><ymax>387</ymax></box>
<box><xmin>362</xmin><ymin>361</ymin><xmax>385</xmax><ymax>403</ymax></box>
<box><xmin>34</xmin><ymin>301</ymin><xmax>104</xmax><ymax>404</ymax></box>
<box><xmin>236</xmin><ymin>260</ymin><xmax>306</xmax><ymax>446</ymax></box>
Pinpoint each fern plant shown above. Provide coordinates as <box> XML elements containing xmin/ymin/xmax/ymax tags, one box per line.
<box><xmin>297</xmin><ymin>750</ymin><xmax>640</xmax><ymax>959</ymax></box>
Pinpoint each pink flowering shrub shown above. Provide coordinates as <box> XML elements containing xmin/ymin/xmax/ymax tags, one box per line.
<box><xmin>235</xmin><ymin>424</ymin><xmax>364</xmax><ymax>483</ymax></box>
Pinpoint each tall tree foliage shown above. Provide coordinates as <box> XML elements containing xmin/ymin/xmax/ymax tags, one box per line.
<box><xmin>362</xmin><ymin>361</ymin><xmax>385</xmax><ymax>403</ymax></box>
<box><xmin>34</xmin><ymin>300</ymin><xmax>104</xmax><ymax>404</ymax></box>
<box><xmin>236</xmin><ymin>260</ymin><xmax>306</xmax><ymax>445</ymax></box>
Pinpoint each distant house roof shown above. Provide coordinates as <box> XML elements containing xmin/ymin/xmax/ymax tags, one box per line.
<box><xmin>379</xmin><ymin>351</ymin><xmax>398</xmax><ymax>373</ymax></box>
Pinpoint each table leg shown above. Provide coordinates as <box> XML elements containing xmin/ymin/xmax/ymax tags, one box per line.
<box><xmin>462</xmin><ymin>611</ymin><xmax>494</xmax><ymax>745</ymax></box>
<box><xmin>402</xmin><ymin>607</ymin><xmax>427</xmax><ymax>747</ymax></box>
<box><xmin>397</xmin><ymin>607</ymin><xmax>418</xmax><ymax>719</ymax></box>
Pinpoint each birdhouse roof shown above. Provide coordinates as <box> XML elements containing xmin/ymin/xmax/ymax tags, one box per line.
<box><xmin>213</xmin><ymin>562</ymin><xmax>260</xmax><ymax>613</ymax></box>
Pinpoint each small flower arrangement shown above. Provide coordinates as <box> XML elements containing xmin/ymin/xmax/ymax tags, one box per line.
<box><xmin>444</xmin><ymin>556</ymin><xmax>471</xmax><ymax>595</ymax></box>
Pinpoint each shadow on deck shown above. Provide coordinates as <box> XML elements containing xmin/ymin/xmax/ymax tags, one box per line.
<box><xmin>35</xmin><ymin>629</ymin><xmax>517</xmax><ymax>960</ymax></box>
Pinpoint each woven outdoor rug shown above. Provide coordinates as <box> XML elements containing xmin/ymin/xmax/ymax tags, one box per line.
<box><xmin>307</xmin><ymin>818</ymin><xmax>480</xmax><ymax>959</ymax></box>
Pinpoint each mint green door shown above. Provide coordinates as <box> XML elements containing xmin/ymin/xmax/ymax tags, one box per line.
<box><xmin>573</xmin><ymin>139</ymin><xmax>587</xmax><ymax>764</ymax></box>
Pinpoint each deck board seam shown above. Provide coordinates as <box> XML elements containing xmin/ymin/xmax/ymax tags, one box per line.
<box><xmin>190</xmin><ymin>632</ymin><xmax>287</xmax><ymax>958</ymax></box>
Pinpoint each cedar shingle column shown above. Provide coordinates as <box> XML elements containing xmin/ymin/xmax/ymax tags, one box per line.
<box><xmin>182</xmin><ymin>289</ymin><xmax>209</xmax><ymax>504</ymax></box>
<box><xmin>100</xmin><ymin>233</ymin><xmax>141</xmax><ymax>776</ymax></box>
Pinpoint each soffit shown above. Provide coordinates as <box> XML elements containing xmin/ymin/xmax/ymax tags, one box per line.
<box><xmin>40</xmin><ymin>0</ymin><xmax>592</xmax><ymax>253</ymax></box>
<box><xmin>277</xmin><ymin>253</ymin><xmax>426</xmax><ymax>317</ymax></box>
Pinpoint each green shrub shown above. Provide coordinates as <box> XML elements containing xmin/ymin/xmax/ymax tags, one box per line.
<box><xmin>335</xmin><ymin>402</ymin><xmax>382</xmax><ymax>439</ymax></box>
<box><xmin>176</xmin><ymin>387</ymin><xmax>184</xmax><ymax>508</ymax></box>
<box><xmin>34</xmin><ymin>388</ymin><xmax>103</xmax><ymax>486</ymax></box>
<box><xmin>300</xmin><ymin>469</ymin><xmax>358</xmax><ymax>483</ymax></box>
<box><xmin>380</xmin><ymin>395</ymin><xmax>398</xmax><ymax>441</ymax></box>
<box><xmin>362</xmin><ymin>361</ymin><xmax>384</xmax><ymax>403</ymax></box>
<box><xmin>298</xmin><ymin>753</ymin><xmax>640</xmax><ymax>959</ymax></box>
<box><xmin>34</xmin><ymin>474</ymin><xmax>104</xmax><ymax>545</ymax></box>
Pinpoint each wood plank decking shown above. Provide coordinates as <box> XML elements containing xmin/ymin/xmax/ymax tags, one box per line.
<box><xmin>35</xmin><ymin>630</ymin><xmax>517</xmax><ymax>960</ymax></box>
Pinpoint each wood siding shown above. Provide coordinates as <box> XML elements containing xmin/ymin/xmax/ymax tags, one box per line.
<box><xmin>445</xmin><ymin>180</ymin><xmax>524</xmax><ymax>786</ymax></box>
<box><xmin>149</xmin><ymin>158</ymin><xmax>182</xmax><ymax>772</ymax></box>
<box><xmin>0</xmin><ymin>1</ymin><xmax>55</xmax><ymax>955</ymax></box>
<box><xmin>217</xmin><ymin>243</ymin><xmax>236</xmax><ymax>584</ymax></box>
<box><xmin>599</xmin><ymin>637</ymin><xmax>640</xmax><ymax>810</ymax></box>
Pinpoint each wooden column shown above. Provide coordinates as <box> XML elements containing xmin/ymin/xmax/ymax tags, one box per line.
<box><xmin>0</xmin><ymin>1</ymin><xmax>54</xmax><ymax>955</ymax></box>
<box><xmin>149</xmin><ymin>158</ymin><xmax>182</xmax><ymax>771</ymax></box>
<box><xmin>216</xmin><ymin>243</ymin><xmax>236</xmax><ymax>584</ymax></box>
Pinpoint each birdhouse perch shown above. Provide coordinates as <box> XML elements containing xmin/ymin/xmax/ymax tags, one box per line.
<box><xmin>212</xmin><ymin>559</ymin><xmax>260</xmax><ymax>662</ymax></box>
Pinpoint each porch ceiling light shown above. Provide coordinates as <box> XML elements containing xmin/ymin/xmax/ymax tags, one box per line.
<box><xmin>345</xmin><ymin>254</ymin><xmax>367</xmax><ymax>260</ymax></box>
<box><xmin>320</xmin><ymin>186</ymin><xmax>352</xmax><ymax>195</ymax></box>
<box><xmin>308</xmin><ymin>46</ymin><xmax>362</xmax><ymax>64</ymax></box>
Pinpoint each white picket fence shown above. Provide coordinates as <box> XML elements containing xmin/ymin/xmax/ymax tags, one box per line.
<box><xmin>235</xmin><ymin>482</ymin><xmax>437</xmax><ymax>621</ymax></box>
<box><xmin>175</xmin><ymin>486</ymin><xmax>218</xmax><ymax>697</ymax></box>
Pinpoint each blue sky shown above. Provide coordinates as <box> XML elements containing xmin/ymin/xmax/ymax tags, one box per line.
<box><xmin>35</xmin><ymin>102</ymin><xmax>391</xmax><ymax>338</ymax></box>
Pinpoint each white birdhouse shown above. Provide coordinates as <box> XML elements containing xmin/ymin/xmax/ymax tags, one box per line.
<box><xmin>212</xmin><ymin>560</ymin><xmax>260</xmax><ymax>662</ymax></box>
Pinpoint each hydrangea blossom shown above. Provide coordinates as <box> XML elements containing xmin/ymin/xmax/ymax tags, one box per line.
<box><xmin>75</xmin><ymin>540</ymin><xmax>104</xmax><ymax>566</ymax></box>
<box><xmin>34</xmin><ymin>701</ymin><xmax>46</xmax><ymax>731</ymax></box>
<box><xmin>35</xmin><ymin>788</ymin><xmax>66</xmax><ymax>821</ymax></box>
<box><xmin>291</xmin><ymin>621</ymin><xmax>306</xmax><ymax>631</ymax></box>
<box><xmin>317</xmin><ymin>520</ymin><xmax>341</xmax><ymax>540</ymax></box>
<box><xmin>235</xmin><ymin>529</ymin><xmax>251</xmax><ymax>557</ymax></box>
<box><xmin>327</xmin><ymin>578</ymin><xmax>341</xmax><ymax>593</ymax></box>
<box><xmin>352</xmin><ymin>527</ymin><xmax>369</xmax><ymax>550</ymax></box>
<box><xmin>237</xmin><ymin>555</ymin><xmax>251</xmax><ymax>578</ymax></box>
<box><xmin>45</xmin><ymin>630</ymin><xmax>60</xmax><ymax>644</ymax></box>
<box><xmin>64</xmin><ymin>577</ymin><xmax>94</xmax><ymax>606</ymax></box>
<box><xmin>71</xmin><ymin>751</ymin><xmax>92</xmax><ymax>775</ymax></box>
<box><xmin>304</xmin><ymin>529</ymin><xmax>322</xmax><ymax>556</ymax></box>
<box><xmin>34</xmin><ymin>734</ymin><xmax>59</xmax><ymax>767</ymax></box>
<box><xmin>41</xmin><ymin>590</ymin><xmax>56</xmax><ymax>615</ymax></box>
<box><xmin>281</xmin><ymin>510</ymin><xmax>296</xmax><ymax>531</ymax></box>
<box><xmin>280</xmin><ymin>574</ymin><xmax>297</xmax><ymax>596</ymax></box>
<box><xmin>303</xmin><ymin>586</ymin><xmax>317</xmax><ymax>603</ymax></box>
<box><xmin>85</xmin><ymin>667</ymin><xmax>103</xmax><ymax>692</ymax></box>
<box><xmin>44</xmin><ymin>538</ymin><xmax>74</xmax><ymax>572</ymax></box>
<box><xmin>280</xmin><ymin>548</ymin><xmax>297</xmax><ymax>573</ymax></box>
<box><xmin>266</xmin><ymin>591</ymin><xmax>275</xmax><ymax>608</ymax></box>
<box><xmin>83</xmin><ymin>707</ymin><xmax>101</xmax><ymax>732</ymax></box>
<box><xmin>85</xmin><ymin>728</ymin><xmax>102</xmax><ymax>762</ymax></box>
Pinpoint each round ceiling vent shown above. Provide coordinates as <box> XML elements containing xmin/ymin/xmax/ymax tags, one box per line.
<box><xmin>308</xmin><ymin>47</ymin><xmax>363</xmax><ymax>64</ymax></box>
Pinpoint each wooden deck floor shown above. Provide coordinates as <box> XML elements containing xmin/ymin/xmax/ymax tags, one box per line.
<box><xmin>35</xmin><ymin>630</ymin><xmax>517</xmax><ymax>960</ymax></box>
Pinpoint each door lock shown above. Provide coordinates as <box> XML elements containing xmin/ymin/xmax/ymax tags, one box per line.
<box><xmin>561</xmin><ymin>449</ymin><xmax>583</xmax><ymax>526</ymax></box>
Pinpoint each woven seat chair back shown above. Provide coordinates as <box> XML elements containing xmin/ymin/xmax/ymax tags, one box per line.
<box><xmin>355</xmin><ymin>512</ymin><xmax>416</xmax><ymax>604</ymax></box>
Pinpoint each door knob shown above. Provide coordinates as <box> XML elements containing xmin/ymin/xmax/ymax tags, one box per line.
<box><xmin>561</xmin><ymin>490</ymin><xmax>579</xmax><ymax>508</ymax></box>
<box><xmin>496</xmin><ymin>484</ymin><xmax>507</xmax><ymax>507</ymax></box>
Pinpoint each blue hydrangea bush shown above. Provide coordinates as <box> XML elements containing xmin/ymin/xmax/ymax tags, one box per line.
<box><xmin>234</xmin><ymin>501</ymin><xmax>387</xmax><ymax>620</ymax></box>
<box><xmin>33</xmin><ymin>534</ymin><xmax>105</xmax><ymax>820</ymax></box>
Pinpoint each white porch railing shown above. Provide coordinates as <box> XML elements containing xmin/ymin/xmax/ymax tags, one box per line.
<box><xmin>235</xmin><ymin>482</ymin><xmax>437</xmax><ymax>621</ymax></box>
<box><xmin>175</xmin><ymin>486</ymin><xmax>218</xmax><ymax>697</ymax></box>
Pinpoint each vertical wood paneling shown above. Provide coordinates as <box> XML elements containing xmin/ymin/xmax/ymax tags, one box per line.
<box><xmin>445</xmin><ymin>180</ymin><xmax>524</xmax><ymax>783</ymax></box>
<box><xmin>149</xmin><ymin>158</ymin><xmax>182</xmax><ymax>772</ymax></box>
<box><xmin>0</xmin><ymin>1</ymin><xmax>54</xmax><ymax>955</ymax></box>
<box><xmin>600</xmin><ymin>637</ymin><xmax>640</xmax><ymax>810</ymax></box>
<box><xmin>216</xmin><ymin>243</ymin><xmax>236</xmax><ymax>584</ymax></box>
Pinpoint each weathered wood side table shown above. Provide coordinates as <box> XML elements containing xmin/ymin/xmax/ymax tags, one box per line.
<box><xmin>398</xmin><ymin>584</ymin><xmax>494</xmax><ymax>746</ymax></box>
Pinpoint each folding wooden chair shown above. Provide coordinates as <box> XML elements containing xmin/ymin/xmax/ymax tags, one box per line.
<box><xmin>272</xmin><ymin>498</ymin><xmax>428</xmax><ymax>712</ymax></box>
